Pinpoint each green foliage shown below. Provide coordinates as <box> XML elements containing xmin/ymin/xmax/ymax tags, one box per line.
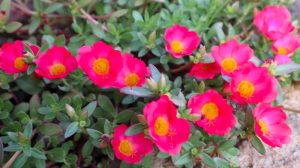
<box><xmin>0</xmin><ymin>0</ymin><xmax>296</xmax><ymax>167</ymax></box>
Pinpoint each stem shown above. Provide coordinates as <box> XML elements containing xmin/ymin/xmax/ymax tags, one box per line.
<box><xmin>2</xmin><ymin>152</ymin><xmax>21</xmax><ymax>168</ymax></box>
<box><xmin>11</xmin><ymin>0</ymin><xmax>112</xmax><ymax>22</ymax></box>
<box><xmin>11</xmin><ymin>1</ymin><xmax>35</xmax><ymax>15</ymax></box>
<box><xmin>283</xmin><ymin>107</ymin><xmax>300</xmax><ymax>113</ymax></box>
<box><xmin>80</xmin><ymin>8</ymin><xmax>98</xmax><ymax>25</ymax></box>
<box><xmin>170</xmin><ymin>62</ymin><xmax>193</xmax><ymax>73</ymax></box>
<box><xmin>2</xmin><ymin>129</ymin><xmax>37</xmax><ymax>168</ymax></box>
<box><xmin>61</xmin><ymin>79</ymin><xmax>84</xmax><ymax>98</ymax></box>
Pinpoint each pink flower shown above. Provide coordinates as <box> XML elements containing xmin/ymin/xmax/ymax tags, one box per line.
<box><xmin>274</xmin><ymin>55</ymin><xmax>293</xmax><ymax>65</ymax></box>
<box><xmin>164</xmin><ymin>24</ymin><xmax>201</xmax><ymax>58</ymax></box>
<box><xmin>253</xmin><ymin>104</ymin><xmax>291</xmax><ymax>147</ymax></box>
<box><xmin>272</xmin><ymin>34</ymin><xmax>300</xmax><ymax>55</ymax></box>
<box><xmin>35</xmin><ymin>45</ymin><xmax>78</xmax><ymax>80</ymax></box>
<box><xmin>111</xmin><ymin>124</ymin><xmax>154</xmax><ymax>164</ymax></box>
<box><xmin>29</xmin><ymin>44</ymin><xmax>40</xmax><ymax>56</ymax></box>
<box><xmin>230</xmin><ymin>63</ymin><xmax>278</xmax><ymax>104</ymax></box>
<box><xmin>0</xmin><ymin>41</ymin><xmax>37</xmax><ymax>74</ymax></box>
<box><xmin>143</xmin><ymin>95</ymin><xmax>190</xmax><ymax>155</ymax></box>
<box><xmin>188</xmin><ymin>90</ymin><xmax>235</xmax><ymax>136</ymax></box>
<box><xmin>189</xmin><ymin>62</ymin><xmax>220</xmax><ymax>79</ymax></box>
<box><xmin>113</xmin><ymin>53</ymin><xmax>149</xmax><ymax>88</ymax></box>
<box><xmin>211</xmin><ymin>39</ymin><xmax>253</xmax><ymax>76</ymax></box>
<box><xmin>254</xmin><ymin>5</ymin><xmax>294</xmax><ymax>40</ymax></box>
<box><xmin>77</xmin><ymin>41</ymin><xmax>123</xmax><ymax>88</ymax></box>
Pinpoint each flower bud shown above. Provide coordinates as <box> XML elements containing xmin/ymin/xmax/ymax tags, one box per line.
<box><xmin>146</xmin><ymin>77</ymin><xmax>157</xmax><ymax>90</ymax></box>
<box><xmin>65</xmin><ymin>104</ymin><xmax>77</xmax><ymax>119</ymax></box>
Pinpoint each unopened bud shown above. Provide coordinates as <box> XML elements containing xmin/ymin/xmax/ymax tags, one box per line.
<box><xmin>191</xmin><ymin>148</ymin><xmax>199</xmax><ymax>155</ymax></box>
<box><xmin>65</xmin><ymin>104</ymin><xmax>76</xmax><ymax>119</ymax></box>
<box><xmin>146</xmin><ymin>78</ymin><xmax>157</xmax><ymax>90</ymax></box>
<box><xmin>157</xmin><ymin>74</ymin><xmax>167</xmax><ymax>90</ymax></box>
<box><xmin>23</xmin><ymin>51</ymin><xmax>35</xmax><ymax>63</ymax></box>
<box><xmin>148</xmin><ymin>31</ymin><xmax>156</xmax><ymax>48</ymax></box>
<box><xmin>79</xmin><ymin>120</ymin><xmax>86</xmax><ymax>127</ymax></box>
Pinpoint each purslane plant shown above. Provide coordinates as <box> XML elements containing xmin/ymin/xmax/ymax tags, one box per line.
<box><xmin>1</xmin><ymin>1</ymin><xmax>300</xmax><ymax>168</ymax></box>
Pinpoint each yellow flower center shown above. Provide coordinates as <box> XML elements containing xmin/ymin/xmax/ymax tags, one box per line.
<box><xmin>221</xmin><ymin>58</ymin><xmax>237</xmax><ymax>73</ymax></box>
<box><xmin>237</xmin><ymin>80</ymin><xmax>255</xmax><ymax>99</ymax></box>
<box><xmin>201</xmin><ymin>102</ymin><xmax>219</xmax><ymax>121</ymax></box>
<box><xmin>154</xmin><ymin>117</ymin><xmax>169</xmax><ymax>136</ymax></box>
<box><xmin>93</xmin><ymin>58</ymin><xmax>110</xmax><ymax>75</ymax></box>
<box><xmin>119</xmin><ymin>139</ymin><xmax>134</xmax><ymax>156</ymax></box>
<box><xmin>14</xmin><ymin>57</ymin><xmax>26</xmax><ymax>70</ymax></box>
<box><xmin>258</xmin><ymin>119</ymin><xmax>268</xmax><ymax>135</ymax></box>
<box><xmin>125</xmin><ymin>73</ymin><xmax>140</xmax><ymax>87</ymax></box>
<box><xmin>277</xmin><ymin>47</ymin><xmax>288</xmax><ymax>55</ymax></box>
<box><xmin>171</xmin><ymin>40</ymin><xmax>184</xmax><ymax>54</ymax></box>
<box><xmin>50</xmin><ymin>63</ymin><xmax>66</xmax><ymax>76</ymax></box>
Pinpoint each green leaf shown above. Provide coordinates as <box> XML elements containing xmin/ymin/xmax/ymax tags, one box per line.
<box><xmin>38</xmin><ymin>107</ymin><xmax>52</xmax><ymax>114</ymax></box>
<box><xmin>38</xmin><ymin>123</ymin><xmax>63</xmax><ymax>136</ymax></box>
<box><xmin>0</xmin><ymin>0</ymin><xmax>11</xmax><ymax>17</ymax></box>
<box><xmin>42</xmin><ymin>35</ymin><xmax>55</xmax><ymax>47</ymax></box>
<box><xmin>82</xmin><ymin>140</ymin><xmax>94</xmax><ymax>158</ymax></box>
<box><xmin>7</xmin><ymin>132</ymin><xmax>18</xmax><ymax>142</ymax></box>
<box><xmin>174</xmin><ymin>153</ymin><xmax>191</xmax><ymax>166</ymax></box>
<box><xmin>98</xmin><ymin>95</ymin><xmax>116</xmax><ymax>117</ymax></box>
<box><xmin>31</xmin><ymin>148</ymin><xmax>46</xmax><ymax>160</ymax></box>
<box><xmin>114</xmin><ymin>110</ymin><xmax>134</xmax><ymax>124</ymax></box>
<box><xmin>104</xmin><ymin>119</ymin><xmax>112</xmax><ymax>134</ymax></box>
<box><xmin>121</xmin><ymin>87</ymin><xmax>153</xmax><ymax>97</ymax></box>
<box><xmin>250</xmin><ymin>134</ymin><xmax>266</xmax><ymax>155</ymax></box>
<box><xmin>149</xmin><ymin>64</ymin><xmax>160</xmax><ymax>82</ymax></box>
<box><xmin>45</xmin><ymin>3</ymin><xmax>63</xmax><ymax>14</ymax></box>
<box><xmin>112</xmin><ymin>9</ymin><xmax>128</xmax><ymax>18</ymax></box>
<box><xmin>157</xmin><ymin>152</ymin><xmax>169</xmax><ymax>159</ymax></box>
<box><xmin>64</xmin><ymin>122</ymin><xmax>79</xmax><ymax>138</ymax></box>
<box><xmin>86</xmin><ymin>128</ymin><xmax>103</xmax><ymax>139</ymax></box>
<box><xmin>27</xmin><ymin>64</ymin><xmax>36</xmax><ymax>75</ymax></box>
<box><xmin>214</xmin><ymin>157</ymin><xmax>230</xmax><ymax>168</ymax></box>
<box><xmin>29</xmin><ymin>94</ymin><xmax>40</xmax><ymax>112</ymax></box>
<box><xmin>11</xmin><ymin>153</ymin><xmax>28</xmax><ymax>168</ymax></box>
<box><xmin>218</xmin><ymin>137</ymin><xmax>237</xmax><ymax>152</ymax></box>
<box><xmin>170</xmin><ymin>92</ymin><xmax>186</xmax><ymax>107</ymax></box>
<box><xmin>275</xmin><ymin>63</ymin><xmax>300</xmax><ymax>76</ymax></box>
<box><xmin>212</xmin><ymin>22</ymin><xmax>225</xmax><ymax>41</ymax></box>
<box><xmin>83</xmin><ymin>101</ymin><xmax>97</xmax><ymax>117</ymax></box>
<box><xmin>47</xmin><ymin>148</ymin><xmax>65</xmax><ymax>162</ymax></box>
<box><xmin>3</xmin><ymin>144</ymin><xmax>22</xmax><ymax>152</ymax></box>
<box><xmin>24</xmin><ymin>121</ymin><xmax>33</xmax><ymax>139</ymax></box>
<box><xmin>125</xmin><ymin>123</ymin><xmax>144</xmax><ymax>136</ymax></box>
<box><xmin>201</xmin><ymin>153</ymin><xmax>216</xmax><ymax>168</ymax></box>
<box><xmin>102</xmin><ymin>146</ymin><xmax>114</xmax><ymax>160</ymax></box>
<box><xmin>16</xmin><ymin>75</ymin><xmax>43</xmax><ymax>95</ymax></box>
<box><xmin>14</xmin><ymin>103</ymin><xmax>29</xmax><ymax>113</ymax></box>
<box><xmin>29</xmin><ymin>16</ymin><xmax>41</xmax><ymax>34</ymax></box>
<box><xmin>5</xmin><ymin>21</ymin><xmax>22</xmax><ymax>33</ymax></box>
<box><xmin>23</xmin><ymin>145</ymin><xmax>32</xmax><ymax>157</ymax></box>
<box><xmin>0</xmin><ymin>111</ymin><xmax>9</xmax><ymax>119</ymax></box>
<box><xmin>33</xmin><ymin>0</ymin><xmax>42</xmax><ymax>11</ymax></box>
<box><xmin>132</xmin><ymin>10</ymin><xmax>143</xmax><ymax>22</ymax></box>
<box><xmin>35</xmin><ymin>159</ymin><xmax>46</xmax><ymax>168</ymax></box>
<box><xmin>54</xmin><ymin>35</ymin><xmax>66</xmax><ymax>46</ymax></box>
<box><xmin>142</xmin><ymin>154</ymin><xmax>153</xmax><ymax>168</ymax></box>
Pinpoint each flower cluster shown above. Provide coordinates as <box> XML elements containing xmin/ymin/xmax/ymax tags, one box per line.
<box><xmin>254</xmin><ymin>5</ymin><xmax>300</xmax><ymax>64</ymax></box>
<box><xmin>0</xmin><ymin>41</ymin><xmax>149</xmax><ymax>89</ymax></box>
<box><xmin>0</xmin><ymin>5</ymin><xmax>295</xmax><ymax>166</ymax></box>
